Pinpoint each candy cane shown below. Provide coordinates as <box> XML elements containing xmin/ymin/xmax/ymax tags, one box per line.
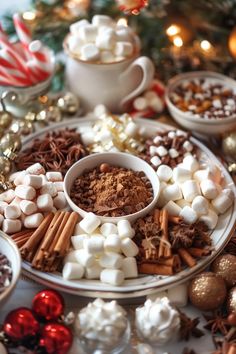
<box><xmin>13</xmin><ymin>13</ymin><xmax>32</xmax><ymax>48</ymax></box>
<box><xmin>0</xmin><ymin>23</ymin><xmax>9</xmax><ymax>41</ymax></box>
<box><xmin>0</xmin><ymin>66</ymin><xmax>29</xmax><ymax>86</ymax></box>
<box><xmin>28</xmin><ymin>40</ymin><xmax>48</xmax><ymax>63</ymax></box>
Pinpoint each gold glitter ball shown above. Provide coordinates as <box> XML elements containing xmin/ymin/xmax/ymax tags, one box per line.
<box><xmin>211</xmin><ymin>254</ymin><xmax>236</xmax><ymax>288</ymax></box>
<box><xmin>0</xmin><ymin>133</ymin><xmax>21</xmax><ymax>154</ymax></box>
<box><xmin>57</xmin><ymin>92</ymin><xmax>80</xmax><ymax>114</ymax></box>
<box><xmin>227</xmin><ymin>287</ymin><xmax>236</xmax><ymax>314</ymax></box>
<box><xmin>188</xmin><ymin>272</ymin><xmax>227</xmax><ymax>311</ymax></box>
<box><xmin>0</xmin><ymin>157</ymin><xmax>11</xmax><ymax>175</ymax></box>
<box><xmin>222</xmin><ymin>132</ymin><xmax>236</xmax><ymax>158</ymax></box>
<box><xmin>0</xmin><ymin>112</ymin><xmax>13</xmax><ymax>129</ymax></box>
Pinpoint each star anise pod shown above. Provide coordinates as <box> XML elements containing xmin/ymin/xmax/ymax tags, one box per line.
<box><xmin>204</xmin><ymin>312</ymin><xmax>230</xmax><ymax>336</ymax></box>
<box><xmin>179</xmin><ymin>310</ymin><xmax>204</xmax><ymax>341</ymax></box>
<box><xmin>169</xmin><ymin>223</ymin><xmax>195</xmax><ymax>249</ymax></box>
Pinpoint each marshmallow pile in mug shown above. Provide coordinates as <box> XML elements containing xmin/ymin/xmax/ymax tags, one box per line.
<box><xmin>67</xmin><ymin>15</ymin><xmax>140</xmax><ymax>63</ymax></box>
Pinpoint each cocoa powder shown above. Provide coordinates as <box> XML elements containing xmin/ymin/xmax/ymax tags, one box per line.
<box><xmin>70</xmin><ymin>164</ymin><xmax>153</xmax><ymax>217</ymax></box>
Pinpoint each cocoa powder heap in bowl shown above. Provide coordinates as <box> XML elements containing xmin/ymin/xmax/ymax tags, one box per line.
<box><xmin>70</xmin><ymin>163</ymin><xmax>153</xmax><ymax>217</ymax></box>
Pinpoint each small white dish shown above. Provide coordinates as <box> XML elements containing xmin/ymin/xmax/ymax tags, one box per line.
<box><xmin>165</xmin><ymin>71</ymin><xmax>236</xmax><ymax>136</ymax></box>
<box><xmin>0</xmin><ymin>231</ymin><xmax>21</xmax><ymax>307</ymax></box>
<box><xmin>64</xmin><ymin>152</ymin><xmax>160</xmax><ymax>223</ymax></box>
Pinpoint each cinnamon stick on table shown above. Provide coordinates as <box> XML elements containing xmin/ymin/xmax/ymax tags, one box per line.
<box><xmin>178</xmin><ymin>248</ymin><xmax>196</xmax><ymax>268</ymax></box>
<box><xmin>54</xmin><ymin>212</ymin><xmax>79</xmax><ymax>256</ymax></box>
<box><xmin>158</xmin><ymin>209</ymin><xmax>172</xmax><ymax>258</ymax></box>
<box><xmin>138</xmin><ymin>262</ymin><xmax>173</xmax><ymax>276</ymax></box>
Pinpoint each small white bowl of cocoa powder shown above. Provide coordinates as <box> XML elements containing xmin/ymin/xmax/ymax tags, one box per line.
<box><xmin>64</xmin><ymin>152</ymin><xmax>160</xmax><ymax>223</ymax></box>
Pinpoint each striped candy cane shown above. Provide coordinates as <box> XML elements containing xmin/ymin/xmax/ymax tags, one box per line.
<box><xmin>28</xmin><ymin>40</ymin><xmax>53</xmax><ymax>81</ymax></box>
<box><xmin>0</xmin><ymin>66</ymin><xmax>30</xmax><ymax>86</ymax></box>
<box><xmin>13</xmin><ymin>13</ymin><xmax>32</xmax><ymax>48</ymax></box>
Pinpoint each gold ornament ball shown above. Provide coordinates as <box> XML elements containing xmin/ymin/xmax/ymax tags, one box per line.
<box><xmin>0</xmin><ymin>156</ymin><xmax>11</xmax><ymax>175</ymax></box>
<box><xmin>229</xmin><ymin>26</ymin><xmax>236</xmax><ymax>58</ymax></box>
<box><xmin>9</xmin><ymin>120</ymin><xmax>34</xmax><ymax>135</ymax></box>
<box><xmin>0</xmin><ymin>112</ymin><xmax>13</xmax><ymax>129</ymax></box>
<box><xmin>36</xmin><ymin>106</ymin><xmax>62</xmax><ymax>123</ymax></box>
<box><xmin>0</xmin><ymin>133</ymin><xmax>22</xmax><ymax>153</ymax></box>
<box><xmin>188</xmin><ymin>272</ymin><xmax>227</xmax><ymax>311</ymax></box>
<box><xmin>227</xmin><ymin>287</ymin><xmax>236</xmax><ymax>314</ymax></box>
<box><xmin>222</xmin><ymin>132</ymin><xmax>236</xmax><ymax>158</ymax></box>
<box><xmin>211</xmin><ymin>254</ymin><xmax>236</xmax><ymax>288</ymax></box>
<box><xmin>57</xmin><ymin>92</ymin><xmax>80</xmax><ymax>115</ymax></box>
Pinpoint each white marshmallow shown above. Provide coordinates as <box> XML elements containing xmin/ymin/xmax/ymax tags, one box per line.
<box><xmin>73</xmin><ymin>222</ymin><xmax>86</xmax><ymax>236</ymax></box>
<box><xmin>133</xmin><ymin>97</ymin><xmax>148</xmax><ymax>111</ymax></box>
<box><xmin>84</xmin><ymin>236</ymin><xmax>104</xmax><ymax>254</ymax></box>
<box><xmin>40</xmin><ymin>174</ymin><xmax>48</xmax><ymax>185</ymax></box>
<box><xmin>26</xmin><ymin>163</ymin><xmax>45</xmax><ymax>175</ymax></box>
<box><xmin>163</xmin><ymin>200</ymin><xmax>182</xmax><ymax>216</ymax></box>
<box><xmin>85</xmin><ymin>262</ymin><xmax>103</xmax><ymax>279</ymax></box>
<box><xmin>9</xmin><ymin>171</ymin><xmax>22</xmax><ymax>182</ymax></box>
<box><xmin>53</xmin><ymin>192</ymin><xmax>67</xmax><ymax>209</ymax></box>
<box><xmin>0</xmin><ymin>201</ymin><xmax>8</xmax><ymax>214</ymax></box>
<box><xmin>168</xmin><ymin>131</ymin><xmax>176</xmax><ymax>139</ymax></box>
<box><xmin>156</xmin><ymin>165</ymin><xmax>172</xmax><ymax>182</ymax></box>
<box><xmin>211</xmin><ymin>192</ymin><xmax>232</xmax><ymax>214</ymax></box>
<box><xmin>96</xmin><ymin>33</ymin><xmax>116</xmax><ymax>50</ymax></box>
<box><xmin>81</xmin><ymin>43</ymin><xmax>100</xmax><ymax>61</ymax></box>
<box><xmin>144</xmin><ymin>90</ymin><xmax>157</xmax><ymax>101</ymax></box>
<box><xmin>0</xmin><ymin>189</ymin><xmax>15</xmax><ymax>203</ymax></box>
<box><xmin>68</xmin><ymin>36</ymin><xmax>83</xmax><ymax>53</ymax></box>
<box><xmin>81</xmin><ymin>131</ymin><xmax>95</xmax><ymax>145</ymax></box>
<box><xmin>149</xmin><ymin>145</ymin><xmax>158</xmax><ymax>156</ymax></box>
<box><xmin>78</xmin><ymin>24</ymin><xmax>98</xmax><ymax>42</ymax></box>
<box><xmin>183</xmin><ymin>140</ymin><xmax>193</xmax><ymax>152</ymax></box>
<box><xmin>23</xmin><ymin>174</ymin><xmax>43</xmax><ymax>189</ymax></box>
<box><xmin>156</xmin><ymin>146</ymin><xmax>168</xmax><ymax>157</ymax></box>
<box><xmin>24</xmin><ymin>213</ymin><xmax>44</xmax><ymax>228</ymax></box>
<box><xmin>98</xmin><ymin>25</ymin><xmax>115</xmax><ymax>37</ymax></box>
<box><xmin>176</xmin><ymin>130</ymin><xmax>187</xmax><ymax>137</ymax></box>
<box><xmin>169</xmin><ymin>148</ymin><xmax>179</xmax><ymax>159</ymax></box>
<box><xmin>162</xmin><ymin>183</ymin><xmax>182</xmax><ymax>202</ymax></box>
<box><xmin>10</xmin><ymin>197</ymin><xmax>21</xmax><ymax>207</ymax></box>
<box><xmin>0</xmin><ymin>214</ymin><xmax>3</xmax><ymax>227</ymax></box>
<box><xmin>64</xmin><ymin>250</ymin><xmax>80</xmax><ymax>264</ymax></box>
<box><xmin>116</xmin><ymin>28</ymin><xmax>132</xmax><ymax>42</ymax></box>
<box><xmin>125</xmin><ymin>121</ymin><xmax>139</xmax><ymax>137</ymax></box>
<box><xmin>40</xmin><ymin>182</ymin><xmax>57</xmax><ymax>197</ymax></box>
<box><xmin>71</xmin><ymin>234</ymin><xmax>88</xmax><ymax>249</ymax></box>
<box><xmin>120</xmin><ymin>238</ymin><xmax>139</xmax><ymax>257</ymax></box>
<box><xmin>150</xmin><ymin>155</ymin><xmax>161</xmax><ymax>167</ymax></box>
<box><xmin>99</xmin><ymin>252</ymin><xmax>123</xmax><ymax>269</ymax></box>
<box><xmin>179</xmin><ymin>206</ymin><xmax>198</xmax><ymax>224</ymax></box>
<box><xmin>53</xmin><ymin>181</ymin><xmax>64</xmax><ymax>192</ymax></box>
<box><xmin>208</xmin><ymin>164</ymin><xmax>222</xmax><ymax>185</ymax></box>
<box><xmin>193</xmin><ymin>169</ymin><xmax>210</xmax><ymax>183</ymax></box>
<box><xmin>181</xmin><ymin>180</ymin><xmax>201</xmax><ymax>202</ymax></box>
<box><xmin>173</xmin><ymin>166</ymin><xmax>191</xmax><ymax>183</ymax></box>
<box><xmin>114</xmin><ymin>41</ymin><xmax>133</xmax><ymax>57</ymax></box>
<box><xmin>4</xmin><ymin>204</ymin><xmax>21</xmax><ymax>219</ymax></box>
<box><xmin>182</xmin><ymin>155</ymin><xmax>199</xmax><ymax>173</ymax></box>
<box><xmin>13</xmin><ymin>171</ymin><xmax>28</xmax><ymax>186</ymax></box>
<box><xmin>92</xmin><ymin>15</ymin><xmax>114</xmax><ymax>27</ymax></box>
<box><xmin>200</xmin><ymin>179</ymin><xmax>218</xmax><ymax>200</ymax></box>
<box><xmin>122</xmin><ymin>257</ymin><xmax>138</xmax><ymax>278</ymax></box>
<box><xmin>191</xmin><ymin>196</ymin><xmax>208</xmax><ymax>216</ymax></box>
<box><xmin>167</xmin><ymin>283</ymin><xmax>188</xmax><ymax>307</ymax></box>
<box><xmin>93</xmin><ymin>104</ymin><xmax>108</xmax><ymax>118</ymax></box>
<box><xmin>149</xmin><ymin>96</ymin><xmax>164</xmax><ymax>113</ymax></box>
<box><xmin>46</xmin><ymin>172</ymin><xmax>63</xmax><ymax>182</ymax></box>
<box><xmin>37</xmin><ymin>194</ymin><xmax>53</xmax><ymax>212</ymax></box>
<box><xmin>176</xmin><ymin>199</ymin><xmax>191</xmax><ymax>208</ymax></box>
<box><xmin>100</xmin><ymin>50</ymin><xmax>115</xmax><ymax>63</ymax></box>
<box><xmin>2</xmin><ymin>219</ymin><xmax>21</xmax><ymax>234</ymax></box>
<box><xmin>104</xmin><ymin>234</ymin><xmax>121</xmax><ymax>253</ymax></box>
<box><xmin>15</xmin><ymin>185</ymin><xmax>36</xmax><ymax>201</ymax></box>
<box><xmin>74</xmin><ymin>249</ymin><xmax>95</xmax><ymax>267</ymax></box>
<box><xmin>117</xmin><ymin>219</ymin><xmax>135</xmax><ymax>239</ymax></box>
<box><xmin>70</xmin><ymin>19</ymin><xmax>89</xmax><ymax>34</ymax></box>
<box><xmin>100</xmin><ymin>222</ymin><xmax>118</xmax><ymax>237</ymax></box>
<box><xmin>79</xmin><ymin>212</ymin><xmax>101</xmax><ymax>234</ymax></box>
<box><xmin>100</xmin><ymin>269</ymin><xmax>124</xmax><ymax>286</ymax></box>
<box><xmin>222</xmin><ymin>188</ymin><xmax>235</xmax><ymax>202</ymax></box>
<box><xmin>62</xmin><ymin>262</ymin><xmax>84</xmax><ymax>280</ymax></box>
<box><xmin>199</xmin><ymin>209</ymin><xmax>218</xmax><ymax>229</ymax></box>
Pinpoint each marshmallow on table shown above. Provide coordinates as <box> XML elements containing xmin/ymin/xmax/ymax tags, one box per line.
<box><xmin>149</xmin><ymin>145</ymin><xmax>158</xmax><ymax>156</ymax></box>
<box><xmin>85</xmin><ymin>262</ymin><xmax>103</xmax><ymax>279</ymax></box>
<box><xmin>100</xmin><ymin>222</ymin><xmax>118</xmax><ymax>237</ymax></box>
<box><xmin>4</xmin><ymin>204</ymin><xmax>21</xmax><ymax>219</ymax></box>
<box><xmin>181</xmin><ymin>180</ymin><xmax>201</xmax><ymax>202</ymax></box>
<box><xmin>53</xmin><ymin>182</ymin><xmax>64</xmax><ymax>192</ymax></box>
<box><xmin>200</xmin><ymin>179</ymin><xmax>218</xmax><ymax>200</ymax></box>
<box><xmin>2</xmin><ymin>219</ymin><xmax>22</xmax><ymax>234</ymax></box>
<box><xmin>121</xmin><ymin>238</ymin><xmax>139</xmax><ymax>257</ymax></box>
<box><xmin>23</xmin><ymin>175</ymin><xmax>43</xmax><ymax>189</ymax></box>
<box><xmin>83</xmin><ymin>236</ymin><xmax>104</xmax><ymax>255</ymax></box>
<box><xmin>179</xmin><ymin>206</ymin><xmax>198</xmax><ymax>224</ymax></box>
<box><xmin>183</xmin><ymin>140</ymin><xmax>193</xmax><ymax>152</ymax></box>
<box><xmin>104</xmin><ymin>234</ymin><xmax>121</xmax><ymax>253</ymax></box>
<box><xmin>125</xmin><ymin>121</ymin><xmax>139</xmax><ymax>138</ymax></box>
<box><xmin>162</xmin><ymin>183</ymin><xmax>182</xmax><ymax>202</ymax></box>
<box><xmin>99</xmin><ymin>252</ymin><xmax>123</xmax><ymax>269</ymax></box>
<box><xmin>156</xmin><ymin>146</ymin><xmax>168</xmax><ymax>157</ymax></box>
<box><xmin>73</xmin><ymin>222</ymin><xmax>85</xmax><ymax>236</ymax></box>
<box><xmin>199</xmin><ymin>209</ymin><xmax>218</xmax><ymax>229</ymax></box>
<box><xmin>62</xmin><ymin>262</ymin><xmax>84</xmax><ymax>280</ymax></box>
<box><xmin>53</xmin><ymin>192</ymin><xmax>67</xmax><ymax>209</ymax></box>
<box><xmin>211</xmin><ymin>192</ymin><xmax>233</xmax><ymax>214</ymax></box>
<box><xmin>10</xmin><ymin>197</ymin><xmax>22</xmax><ymax>207</ymax></box>
<box><xmin>176</xmin><ymin>199</ymin><xmax>191</xmax><ymax>209</ymax></box>
<box><xmin>63</xmin><ymin>250</ymin><xmax>79</xmax><ymax>264</ymax></box>
<box><xmin>79</xmin><ymin>212</ymin><xmax>101</xmax><ymax>234</ymax></box>
<box><xmin>163</xmin><ymin>200</ymin><xmax>182</xmax><ymax>216</ymax></box>
<box><xmin>122</xmin><ymin>257</ymin><xmax>138</xmax><ymax>278</ymax></box>
<box><xmin>46</xmin><ymin>172</ymin><xmax>63</xmax><ymax>182</ymax></box>
<box><xmin>15</xmin><ymin>185</ymin><xmax>36</xmax><ymax>201</ymax></box>
<box><xmin>0</xmin><ymin>189</ymin><xmax>15</xmax><ymax>203</ymax></box>
<box><xmin>182</xmin><ymin>155</ymin><xmax>199</xmax><ymax>173</ymax></box>
<box><xmin>169</xmin><ymin>148</ymin><xmax>179</xmax><ymax>159</ymax></box>
<box><xmin>0</xmin><ymin>201</ymin><xmax>8</xmax><ymax>214</ymax></box>
<box><xmin>156</xmin><ymin>165</ymin><xmax>173</xmax><ymax>182</ymax></box>
<box><xmin>192</xmin><ymin>196</ymin><xmax>208</xmax><ymax>216</ymax></box>
<box><xmin>150</xmin><ymin>156</ymin><xmax>161</xmax><ymax>167</ymax></box>
<box><xmin>117</xmin><ymin>219</ymin><xmax>135</xmax><ymax>239</ymax></box>
<box><xmin>26</xmin><ymin>163</ymin><xmax>45</xmax><ymax>175</ymax></box>
<box><xmin>24</xmin><ymin>213</ymin><xmax>44</xmax><ymax>228</ymax></box>
<box><xmin>100</xmin><ymin>269</ymin><xmax>125</xmax><ymax>286</ymax></box>
<box><xmin>173</xmin><ymin>166</ymin><xmax>191</xmax><ymax>183</ymax></box>
<box><xmin>12</xmin><ymin>171</ymin><xmax>28</xmax><ymax>186</ymax></box>
<box><xmin>37</xmin><ymin>194</ymin><xmax>53</xmax><ymax>212</ymax></box>
<box><xmin>71</xmin><ymin>234</ymin><xmax>88</xmax><ymax>250</ymax></box>
<box><xmin>81</xmin><ymin>43</ymin><xmax>100</xmax><ymax>61</ymax></box>
<box><xmin>193</xmin><ymin>169</ymin><xmax>210</xmax><ymax>183</ymax></box>
<box><xmin>222</xmin><ymin>188</ymin><xmax>235</xmax><ymax>202</ymax></box>
<box><xmin>74</xmin><ymin>249</ymin><xmax>95</xmax><ymax>267</ymax></box>
<box><xmin>40</xmin><ymin>182</ymin><xmax>57</xmax><ymax>197</ymax></box>
<box><xmin>81</xmin><ymin>131</ymin><xmax>95</xmax><ymax>146</ymax></box>
<box><xmin>20</xmin><ymin>200</ymin><xmax>37</xmax><ymax>215</ymax></box>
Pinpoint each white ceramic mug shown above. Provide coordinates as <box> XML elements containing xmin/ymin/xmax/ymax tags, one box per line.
<box><xmin>64</xmin><ymin>40</ymin><xmax>155</xmax><ymax>113</ymax></box>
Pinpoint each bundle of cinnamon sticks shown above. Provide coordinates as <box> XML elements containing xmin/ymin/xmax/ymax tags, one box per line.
<box><xmin>12</xmin><ymin>211</ymin><xmax>79</xmax><ymax>272</ymax></box>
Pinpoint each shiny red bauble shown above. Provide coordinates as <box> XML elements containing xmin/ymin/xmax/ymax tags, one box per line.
<box><xmin>32</xmin><ymin>289</ymin><xmax>64</xmax><ymax>321</ymax></box>
<box><xmin>40</xmin><ymin>323</ymin><xmax>73</xmax><ymax>354</ymax></box>
<box><xmin>116</xmin><ymin>0</ymin><xmax>148</xmax><ymax>14</ymax></box>
<box><xmin>3</xmin><ymin>307</ymin><xmax>40</xmax><ymax>341</ymax></box>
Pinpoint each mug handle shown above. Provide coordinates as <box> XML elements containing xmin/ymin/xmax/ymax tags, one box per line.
<box><xmin>119</xmin><ymin>56</ymin><xmax>155</xmax><ymax>110</ymax></box>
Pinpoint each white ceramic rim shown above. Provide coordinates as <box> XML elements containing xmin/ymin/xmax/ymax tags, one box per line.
<box><xmin>17</xmin><ymin>116</ymin><xmax>236</xmax><ymax>298</ymax></box>
<box><xmin>0</xmin><ymin>231</ymin><xmax>21</xmax><ymax>302</ymax></box>
<box><xmin>63</xmin><ymin>151</ymin><xmax>160</xmax><ymax>223</ymax></box>
<box><xmin>165</xmin><ymin>71</ymin><xmax>236</xmax><ymax>125</ymax></box>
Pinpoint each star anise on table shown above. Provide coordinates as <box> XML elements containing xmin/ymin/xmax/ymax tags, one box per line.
<box><xmin>204</xmin><ymin>312</ymin><xmax>230</xmax><ymax>336</ymax></box>
<box><xmin>179</xmin><ymin>310</ymin><xmax>204</xmax><ymax>341</ymax></box>
<box><xmin>212</xmin><ymin>336</ymin><xmax>236</xmax><ymax>354</ymax></box>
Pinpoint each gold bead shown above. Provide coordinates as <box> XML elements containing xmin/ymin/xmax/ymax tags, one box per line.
<box><xmin>9</xmin><ymin>120</ymin><xmax>34</xmax><ymax>135</ymax></box>
<box><xmin>227</xmin><ymin>287</ymin><xmax>236</xmax><ymax>314</ymax></box>
<box><xmin>211</xmin><ymin>254</ymin><xmax>236</xmax><ymax>288</ymax></box>
<box><xmin>188</xmin><ymin>272</ymin><xmax>227</xmax><ymax>311</ymax></box>
<box><xmin>222</xmin><ymin>132</ymin><xmax>236</xmax><ymax>158</ymax></box>
<box><xmin>57</xmin><ymin>92</ymin><xmax>80</xmax><ymax>115</ymax></box>
<box><xmin>36</xmin><ymin>106</ymin><xmax>62</xmax><ymax>123</ymax></box>
<box><xmin>0</xmin><ymin>157</ymin><xmax>11</xmax><ymax>175</ymax></box>
<box><xmin>0</xmin><ymin>133</ymin><xmax>22</xmax><ymax>154</ymax></box>
<box><xmin>0</xmin><ymin>112</ymin><xmax>13</xmax><ymax>129</ymax></box>
<box><xmin>25</xmin><ymin>111</ymin><xmax>37</xmax><ymax>122</ymax></box>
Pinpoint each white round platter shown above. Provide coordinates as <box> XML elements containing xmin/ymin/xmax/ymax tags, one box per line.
<box><xmin>16</xmin><ymin>116</ymin><xmax>236</xmax><ymax>298</ymax></box>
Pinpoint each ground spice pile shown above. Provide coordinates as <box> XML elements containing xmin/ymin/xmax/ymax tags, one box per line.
<box><xmin>70</xmin><ymin>163</ymin><xmax>153</xmax><ymax>217</ymax></box>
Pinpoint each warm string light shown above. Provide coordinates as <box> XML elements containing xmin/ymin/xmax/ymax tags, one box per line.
<box><xmin>166</xmin><ymin>24</ymin><xmax>180</xmax><ymax>37</ymax></box>
<box><xmin>166</xmin><ymin>24</ymin><xmax>183</xmax><ymax>48</ymax></box>
<box><xmin>117</xmin><ymin>17</ymin><xmax>128</xmax><ymax>26</ymax></box>
<box><xmin>200</xmin><ymin>40</ymin><xmax>212</xmax><ymax>52</ymax></box>
<box><xmin>173</xmin><ymin>36</ymin><xmax>183</xmax><ymax>48</ymax></box>
<box><xmin>22</xmin><ymin>11</ymin><xmax>36</xmax><ymax>21</ymax></box>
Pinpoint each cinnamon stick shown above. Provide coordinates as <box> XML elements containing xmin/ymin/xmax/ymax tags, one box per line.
<box><xmin>138</xmin><ymin>262</ymin><xmax>173</xmax><ymax>276</ymax></box>
<box><xmin>11</xmin><ymin>229</ymin><xmax>34</xmax><ymax>240</ymax></box>
<box><xmin>158</xmin><ymin>209</ymin><xmax>172</xmax><ymax>258</ymax></box>
<box><xmin>178</xmin><ymin>248</ymin><xmax>196</xmax><ymax>268</ymax></box>
<box><xmin>40</xmin><ymin>211</ymin><xmax>65</xmax><ymax>251</ymax></box>
<box><xmin>158</xmin><ymin>254</ymin><xmax>182</xmax><ymax>273</ymax></box>
<box><xmin>54</xmin><ymin>212</ymin><xmax>79</xmax><ymax>256</ymax></box>
<box><xmin>168</xmin><ymin>215</ymin><xmax>182</xmax><ymax>224</ymax></box>
<box><xmin>15</xmin><ymin>235</ymin><xmax>33</xmax><ymax>248</ymax></box>
<box><xmin>188</xmin><ymin>247</ymin><xmax>211</xmax><ymax>258</ymax></box>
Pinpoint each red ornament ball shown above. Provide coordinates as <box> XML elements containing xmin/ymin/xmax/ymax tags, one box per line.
<box><xmin>3</xmin><ymin>307</ymin><xmax>40</xmax><ymax>341</ymax></box>
<box><xmin>116</xmin><ymin>0</ymin><xmax>148</xmax><ymax>14</ymax></box>
<box><xmin>40</xmin><ymin>323</ymin><xmax>73</xmax><ymax>354</ymax></box>
<box><xmin>32</xmin><ymin>289</ymin><xmax>64</xmax><ymax>321</ymax></box>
